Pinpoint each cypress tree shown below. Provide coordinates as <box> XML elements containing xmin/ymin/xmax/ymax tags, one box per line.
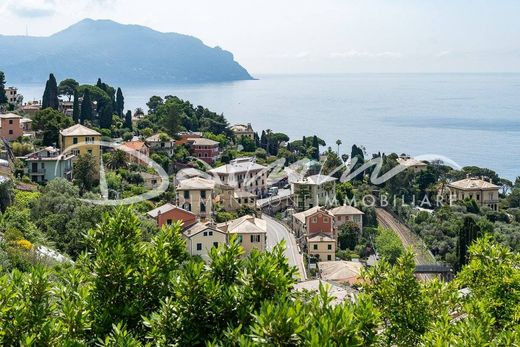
<box><xmin>124</xmin><ymin>110</ymin><xmax>133</xmax><ymax>130</ymax></box>
<box><xmin>42</xmin><ymin>73</ymin><xmax>59</xmax><ymax>110</ymax></box>
<box><xmin>116</xmin><ymin>88</ymin><xmax>124</xmax><ymax>116</ymax></box>
<box><xmin>99</xmin><ymin>103</ymin><xmax>113</xmax><ymax>129</ymax></box>
<box><xmin>72</xmin><ymin>90</ymin><xmax>80</xmax><ymax>123</ymax></box>
<box><xmin>457</xmin><ymin>216</ymin><xmax>481</xmax><ymax>271</ymax></box>
<box><xmin>312</xmin><ymin>135</ymin><xmax>320</xmax><ymax>160</ymax></box>
<box><xmin>0</xmin><ymin>71</ymin><xmax>7</xmax><ymax>104</ymax></box>
<box><xmin>260</xmin><ymin>130</ymin><xmax>267</xmax><ymax>150</ymax></box>
<box><xmin>254</xmin><ymin>132</ymin><xmax>260</xmax><ymax>147</ymax></box>
<box><xmin>80</xmin><ymin>89</ymin><xmax>93</xmax><ymax>124</ymax></box>
<box><xmin>302</xmin><ymin>136</ymin><xmax>306</xmax><ymax>147</ymax></box>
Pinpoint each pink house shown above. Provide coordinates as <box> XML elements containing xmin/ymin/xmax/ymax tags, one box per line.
<box><xmin>187</xmin><ymin>137</ymin><xmax>220</xmax><ymax>164</ymax></box>
<box><xmin>0</xmin><ymin>113</ymin><xmax>23</xmax><ymax>141</ymax></box>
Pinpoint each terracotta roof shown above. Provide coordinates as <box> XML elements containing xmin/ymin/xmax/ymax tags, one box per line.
<box><xmin>0</xmin><ymin>113</ymin><xmax>22</xmax><ymax>119</ymax></box>
<box><xmin>189</xmin><ymin>137</ymin><xmax>219</xmax><ymax>146</ymax></box>
<box><xmin>60</xmin><ymin>124</ymin><xmax>101</xmax><ymax>136</ymax></box>
<box><xmin>147</xmin><ymin>203</ymin><xmax>196</xmax><ymax>219</ymax></box>
<box><xmin>217</xmin><ymin>215</ymin><xmax>266</xmax><ymax>235</ymax></box>
<box><xmin>120</xmin><ymin>141</ymin><xmax>147</xmax><ymax>151</ymax></box>
<box><xmin>183</xmin><ymin>222</ymin><xmax>225</xmax><ymax>238</ymax></box>
<box><xmin>293</xmin><ymin>206</ymin><xmax>332</xmax><ymax>224</ymax></box>
<box><xmin>308</xmin><ymin>232</ymin><xmax>335</xmax><ymax>242</ymax></box>
<box><xmin>177</xmin><ymin>177</ymin><xmax>216</xmax><ymax>190</ymax></box>
<box><xmin>448</xmin><ymin>177</ymin><xmax>499</xmax><ymax>190</ymax></box>
<box><xmin>209</xmin><ymin>157</ymin><xmax>266</xmax><ymax>175</ymax></box>
<box><xmin>329</xmin><ymin>205</ymin><xmax>364</xmax><ymax>216</ymax></box>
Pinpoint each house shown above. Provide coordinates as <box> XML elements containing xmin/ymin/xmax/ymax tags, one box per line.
<box><xmin>59</xmin><ymin>124</ymin><xmax>102</xmax><ymax>170</ymax></box>
<box><xmin>292</xmin><ymin>174</ymin><xmax>337</xmax><ymax>211</ymax></box>
<box><xmin>446</xmin><ymin>176</ymin><xmax>500</xmax><ymax>211</ymax></box>
<box><xmin>24</xmin><ymin>147</ymin><xmax>74</xmax><ymax>183</ymax></box>
<box><xmin>147</xmin><ymin>203</ymin><xmax>197</xmax><ymax>229</ymax></box>
<box><xmin>59</xmin><ymin>100</ymin><xmax>74</xmax><ymax>116</ymax></box>
<box><xmin>183</xmin><ymin>222</ymin><xmax>227</xmax><ymax>261</ymax></box>
<box><xmin>6</xmin><ymin>87</ymin><xmax>22</xmax><ymax>107</ymax></box>
<box><xmin>292</xmin><ymin>206</ymin><xmax>335</xmax><ymax>244</ymax></box>
<box><xmin>21</xmin><ymin>102</ymin><xmax>41</xmax><ymax>115</ymax></box>
<box><xmin>209</xmin><ymin>157</ymin><xmax>268</xmax><ymax>197</ymax></box>
<box><xmin>231</xmin><ymin>123</ymin><xmax>255</xmax><ymax>141</ymax></box>
<box><xmin>329</xmin><ymin>205</ymin><xmax>364</xmax><ymax>231</ymax></box>
<box><xmin>0</xmin><ymin>113</ymin><xmax>23</xmax><ymax>141</ymax></box>
<box><xmin>176</xmin><ymin>177</ymin><xmax>216</xmax><ymax>220</ymax></box>
<box><xmin>217</xmin><ymin>215</ymin><xmax>267</xmax><ymax>254</ymax></box>
<box><xmin>119</xmin><ymin>140</ymin><xmax>150</xmax><ymax>164</ymax></box>
<box><xmin>140</xmin><ymin>172</ymin><xmax>162</xmax><ymax>190</ymax></box>
<box><xmin>145</xmin><ymin>133</ymin><xmax>175</xmax><ymax>156</ymax></box>
<box><xmin>176</xmin><ymin>132</ymin><xmax>202</xmax><ymax>145</ymax></box>
<box><xmin>308</xmin><ymin>233</ymin><xmax>336</xmax><ymax>262</ymax></box>
<box><xmin>187</xmin><ymin>137</ymin><xmax>220</xmax><ymax>164</ymax></box>
<box><xmin>217</xmin><ymin>185</ymin><xmax>258</xmax><ymax>212</ymax></box>
<box><xmin>20</xmin><ymin>118</ymin><xmax>32</xmax><ymax>132</ymax></box>
<box><xmin>318</xmin><ymin>261</ymin><xmax>364</xmax><ymax>285</ymax></box>
<box><xmin>397</xmin><ymin>156</ymin><xmax>427</xmax><ymax>173</ymax></box>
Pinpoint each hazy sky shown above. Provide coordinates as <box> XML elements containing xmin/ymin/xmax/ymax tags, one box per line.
<box><xmin>1</xmin><ymin>0</ymin><xmax>520</xmax><ymax>74</ymax></box>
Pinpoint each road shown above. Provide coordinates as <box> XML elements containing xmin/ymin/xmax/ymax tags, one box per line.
<box><xmin>376</xmin><ymin>208</ymin><xmax>436</xmax><ymax>280</ymax></box>
<box><xmin>263</xmin><ymin>215</ymin><xmax>307</xmax><ymax>280</ymax></box>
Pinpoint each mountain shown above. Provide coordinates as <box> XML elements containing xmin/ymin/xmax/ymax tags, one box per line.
<box><xmin>0</xmin><ymin>19</ymin><xmax>253</xmax><ymax>84</ymax></box>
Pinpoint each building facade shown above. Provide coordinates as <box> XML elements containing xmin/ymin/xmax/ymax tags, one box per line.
<box><xmin>0</xmin><ymin>113</ymin><xmax>23</xmax><ymax>141</ymax></box>
<box><xmin>230</xmin><ymin>123</ymin><xmax>255</xmax><ymax>141</ymax></box>
<box><xmin>187</xmin><ymin>137</ymin><xmax>220</xmax><ymax>164</ymax></box>
<box><xmin>329</xmin><ymin>205</ymin><xmax>364</xmax><ymax>231</ymax></box>
<box><xmin>145</xmin><ymin>133</ymin><xmax>175</xmax><ymax>156</ymax></box>
<box><xmin>183</xmin><ymin>222</ymin><xmax>227</xmax><ymax>262</ymax></box>
<box><xmin>308</xmin><ymin>233</ymin><xmax>336</xmax><ymax>262</ymax></box>
<box><xmin>24</xmin><ymin>147</ymin><xmax>74</xmax><ymax>183</ymax></box>
<box><xmin>147</xmin><ymin>203</ymin><xmax>197</xmax><ymax>229</ymax></box>
<box><xmin>446</xmin><ymin>177</ymin><xmax>500</xmax><ymax>211</ymax></box>
<box><xmin>176</xmin><ymin>177</ymin><xmax>215</xmax><ymax>220</ymax></box>
<box><xmin>59</xmin><ymin>124</ymin><xmax>102</xmax><ymax>165</ymax></box>
<box><xmin>217</xmin><ymin>215</ymin><xmax>267</xmax><ymax>254</ymax></box>
<box><xmin>209</xmin><ymin>157</ymin><xmax>268</xmax><ymax>197</ymax></box>
<box><xmin>292</xmin><ymin>174</ymin><xmax>337</xmax><ymax>211</ymax></box>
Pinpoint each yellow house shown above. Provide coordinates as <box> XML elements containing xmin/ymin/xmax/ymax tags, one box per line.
<box><xmin>59</xmin><ymin>124</ymin><xmax>102</xmax><ymax>167</ymax></box>
<box><xmin>217</xmin><ymin>215</ymin><xmax>267</xmax><ymax>254</ymax></box>
<box><xmin>446</xmin><ymin>177</ymin><xmax>500</xmax><ymax>211</ymax></box>
<box><xmin>183</xmin><ymin>222</ymin><xmax>227</xmax><ymax>262</ymax></box>
<box><xmin>307</xmin><ymin>233</ymin><xmax>336</xmax><ymax>262</ymax></box>
<box><xmin>176</xmin><ymin>177</ymin><xmax>216</xmax><ymax>220</ymax></box>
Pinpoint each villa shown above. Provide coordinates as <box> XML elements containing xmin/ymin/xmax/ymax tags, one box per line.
<box><xmin>446</xmin><ymin>176</ymin><xmax>500</xmax><ymax>211</ymax></box>
<box><xmin>396</xmin><ymin>156</ymin><xmax>428</xmax><ymax>173</ymax></box>
<box><xmin>187</xmin><ymin>137</ymin><xmax>220</xmax><ymax>164</ymax></box>
<box><xmin>209</xmin><ymin>157</ymin><xmax>268</xmax><ymax>197</ymax></box>
<box><xmin>119</xmin><ymin>140</ymin><xmax>150</xmax><ymax>164</ymax></box>
<box><xmin>59</xmin><ymin>124</ymin><xmax>101</xmax><ymax>168</ymax></box>
<box><xmin>24</xmin><ymin>147</ymin><xmax>74</xmax><ymax>184</ymax></box>
<box><xmin>230</xmin><ymin>123</ymin><xmax>255</xmax><ymax>141</ymax></box>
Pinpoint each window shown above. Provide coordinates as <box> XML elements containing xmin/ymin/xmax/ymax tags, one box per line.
<box><xmin>73</xmin><ymin>137</ymin><xmax>78</xmax><ymax>144</ymax></box>
<box><xmin>313</xmin><ymin>244</ymin><xmax>318</xmax><ymax>250</ymax></box>
<box><xmin>213</xmin><ymin>242</ymin><xmax>219</xmax><ymax>247</ymax></box>
<box><xmin>237</xmin><ymin>235</ymin><xmax>243</xmax><ymax>243</ymax></box>
<box><xmin>72</xmin><ymin>149</ymin><xmax>80</xmax><ymax>156</ymax></box>
<box><xmin>323</xmin><ymin>217</ymin><xmax>329</xmax><ymax>223</ymax></box>
<box><xmin>184</xmin><ymin>191</ymin><xmax>190</xmax><ymax>199</ymax></box>
<box><xmin>209</xmin><ymin>231</ymin><xmax>213</xmax><ymax>236</ymax></box>
<box><xmin>311</xmin><ymin>217</ymin><xmax>317</xmax><ymax>223</ymax></box>
<box><xmin>327</xmin><ymin>255</ymin><xmax>332</xmax><ymax>261</ymax></box>
<box><xmin>200</xmin><ymin>203</ymin><xmax>206</xmax><ymax>212</ymax></box>
<box><xmin>8</xmin><ymin>130</ymin><xmax>13</xmax><ymax>135</ymax></box>
<box><xmin>476</xmin><ymin>194</ymin><xmax>480</xmax><ymax>201</ymax></box>
<box><xmin>9</xmin><ymin>119</ymin><xmax>13</xmax><ymax>124</ymax></box>
<box><xmin>327</xmin><ymin>244</ymin><xmax>332</xmax><ymax>250</ymax></box>
<box><xmin>196</xmin><ymin>243</ymin><xmax>202</xmax><ymax>251</ymax></box>
<box><xmin>250</xmin><ymin>234</ymin><xmax>261</xmax><ymax>243</ymax></box>
<box><xmin>87</xmin><ymin>149</ymin><xmax>92</xmax><ymax>155</ymax></box>
<box><xmin>203</xmin><ymin>231</ymin><xmax>208</xmax><ymax>236</ymax></box>
<box><xmin>200</xmin><ymin>190</ymin><xmax>206</xmax><ymax>199</ymax></box>
<box><xmin>167</xmin><ymin>219</ymin><xmax>172</xmax><ymax>225</ymax></box>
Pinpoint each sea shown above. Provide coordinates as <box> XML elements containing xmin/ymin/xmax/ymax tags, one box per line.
<box><xmin>16</xmin><ymin>73</ymin><xmax>520</xmax><ymax>180</ymax></box>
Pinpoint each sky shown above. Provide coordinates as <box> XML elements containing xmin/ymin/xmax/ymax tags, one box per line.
<box><xmin>1</xmin><ymin>0</ymin><xmax>520</xmax><ymax>74</ymax></box>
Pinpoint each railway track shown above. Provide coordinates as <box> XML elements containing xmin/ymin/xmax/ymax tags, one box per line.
<box><xmin>376</xmin><ymin>208</ymin><xmax>436</xmax><ymax>281</ymax></box>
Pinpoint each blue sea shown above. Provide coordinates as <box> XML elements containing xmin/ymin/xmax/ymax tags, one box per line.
<box><xmin>17</xmin><ymin>73</ymin><xmax>520</xmax><ymax>179</ymax></box>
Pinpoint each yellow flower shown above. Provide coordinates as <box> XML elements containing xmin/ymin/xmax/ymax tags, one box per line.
<box><xmin>15</xmin><ymin>239</ymin><xmax>33</xmax><ymax>251</ymax></box>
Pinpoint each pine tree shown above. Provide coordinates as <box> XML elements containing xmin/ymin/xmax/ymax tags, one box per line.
<box><xmin>42</xmin><ymin>73</ymin><xmax>59</xmax><ymax>110</ymax></box>
<box><xmin>0</xmin><ymin>71</ymin><xmax>7</xmax><ymax>104</ymax></box>
<box><xmin>124</xmin><ymin>110</ymin><xmax>133</xmax><ymax>130</ymax></box>
<box><xmin>99</xmin><ymin>103</ymin><xmax>113</xmax><ymax>129</ymax></box>
<box><xmin>80</xmin><ymin>89</ymin><xmax>93</xmax><ymax>124</ymax></box>
<box><xmin>72</xmin><ymin>90</ymin><xmax>80</xmax><ymax>123</ymax></box>
<box><xmin>116</xmin><ymin>88</ymin><xmax>124</xmax><ymax>116</ymax></box>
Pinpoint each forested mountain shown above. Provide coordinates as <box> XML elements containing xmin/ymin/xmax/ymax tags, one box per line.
<box><xmin>0</xmin><ymin>19</ymin><xmax>253</xmax><ymax>84</ymax></box>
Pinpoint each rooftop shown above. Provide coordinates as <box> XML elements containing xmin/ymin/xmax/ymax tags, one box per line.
<box><xmin>177</xmin><ymin>177</ymin><xmax>216</xmax><ymax>190</ymax></box>
<box><xmin>209</xmin><ymin>157</ymin><xmax>267</xmax><ymax>175</ymax></box>
<box><xmin>448</xmin><ymin>177</ymin><xmax>499</xmax><ymax>190</ymax></box>
<box><xmin>295</xmin><ymin>174</ymin><xmax>337</xmax><ymax>185</ymax></box>
<box><xmin>147</xmin><ymin>203</ymin><xmax>195</xmax><ymax>218</ymax></box>
<box><xmin>60</xmin><ymin>124</ymin><xmax>101</xmax><ymax>137</ymax></box>
<box><xmin>308</xmin><ymin>233</ymin><xmax>335</xmax><ymax>242</ymax></box>
<box><xmin>293</xmin><ymin>206</ymin><xmax>332</xmax><ymax>224</ymax></box>
<box><xmin>0</xmin><ymin>113</ymin><xmax>22</xmax><ymax>119</ymax></box>
<box><xmin>318</xmin><ymin>261</ymin><xmax>364</xmax><ymax>285</ymax></box>
<box><xmin>183</xmin><ymin>221</ymin><xmax>224</xmax><ymax>238</ymax></box>
<box><xmin>189</xmin><ymin>137</ymin><xmax>219</xmax><ymax>146</ymax></box>
<box><xmin>120</xmin><ymin>140</ymin><xmax>148</xmax><ymax>151</ymax></box>
<box><xmin>146</xmin><ymin>133</ymin><xmax>173</xmax><ymax>142</ymax></box>
<box><xmin>293</xmin><ymin>280</ymin><xmax>357</xmax><ymax>305</ymax></box>
<box><xmin>329</xmin><ymin>205</ymin><xmax>364</xmax><ymax>216</ymax></box>
<box><xmin>230</xmin><ymin>123</ymin><xmax>253</xmax><ymax>132</ymax></box>
<box><xmin>217</xmin><ymin>215</ymin><xmax>267</xmax><ymax>235</ymax></box>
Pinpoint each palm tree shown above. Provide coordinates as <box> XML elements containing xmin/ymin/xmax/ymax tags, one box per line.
<box><xmin>336</xmin><ymin>139</ymin><xmax>342</xmax><ymax>154</ymax></box>
<box><xmin>106</xmin><ymin>149</ymin><xmax>127</xmax><ymax>170</ymax></box>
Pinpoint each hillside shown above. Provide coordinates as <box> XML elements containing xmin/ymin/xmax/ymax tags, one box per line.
<box><xmin>0</xmin><ymin>19</ymin><xmax>253</xmax><ymax>84</ymax></box>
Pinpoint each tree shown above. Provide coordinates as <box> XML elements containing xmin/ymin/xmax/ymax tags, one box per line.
<box><xmin>0</xmin><ymin>71</ymin><xmax>7</xmax><ymax>104</ymax></box>
<box><xmin>124</xmin><ymin>110</ymin><xmax>133</xmax><ymax>130</ymax></box>
<box><xmin>58</xmin><ymin>78</ymin><xmax>79</xmax><ymax>101</ymax></box>
<box><xmin>158</xmin><ymin>100</ymin><xmax>182</xmax><ymax>136</ymax></box>
<box><xmin>457</xmin><ymin>216</ymin><xmax>481</xmax><ymax>271</ymax></box>
<box><xmin>99</xmin><ymin>102</ymin><xmax>113</xmax><ymax>129</ymax></box>
<box><xmin>72</xmin><ymin>90</ymin><xmax>80</xmax><ymax>123</ymax></box>
<box><xmin>146</xmin><ymin>96</ymin><xmax>163</xmax><ymax>114</ymax></box>
<box><xmin>106</xmin><ymin>150</ymin><xmax>127</xmax><ymax>170</ymax></box>
<box><xmin>260</xmin><ymin>130</ymin><xmax>267</xmax><ymax>150</ymax></box>
<box><xmin>73</xmin><ymin>154</ymin><xmax>97</xmax><ymax>193</ymax></box>
<box><xmin>312</xmin><ymin>135</ymin><xmax>320</xmax><ymax>160</ymax></box>
<box><xmin>42</xmin><ymin>73</ymin><xmax>59</xmax><ymax>110</ymax></box>
<box><xmin>116</xmin><ymin>87</ymin><xmax>124</xmax><ymax>116</ymax></box>
<box><xmin>338</xmin><ymin>221</ymin><xmax>360</xmax><ymax>250</ymax></box>
<box><xmin>374</xmin><ymin>227</ymin><xmax>404</xmax><ymax>264</ymax></box>
<box><xmin>80</xmin><ymin>89</ymin><xmax>93</xmax><ymax>124</ymax></box>
<box><xmin>336</xmin><ymin>139</ymin><xmax>342</xmax><ymax>154</ymax></box>
<box><xmin>32</xmin><ymin>108</ymin><xmax>73</xmax><ymax>146</ymax></box>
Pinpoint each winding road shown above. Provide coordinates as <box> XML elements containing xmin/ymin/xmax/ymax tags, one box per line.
<box><xmin>263</xmin><ymin>215</ymin><xmax>306</xmax><ymax>280</ymax></box>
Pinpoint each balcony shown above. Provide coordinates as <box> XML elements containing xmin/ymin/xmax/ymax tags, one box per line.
<box><xmin>27</xmin><ymin>168</ymin><xmax>46</xmax><ymax>175</ymax></box>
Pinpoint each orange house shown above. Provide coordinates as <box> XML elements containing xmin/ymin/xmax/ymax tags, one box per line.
<box><xmin>147</xmin><ymin>203</ymin><xmax>198</xmax><ymax>229</ymax></box>
<box><xmin>0</xmin><ymin>113</ymin><xmax>23</xmax><ymax>141</ymax></box>
<box><xmin>118</xmin><ymin>140</ymin><xmax>150</xmax><ymax>164</ymax></box>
